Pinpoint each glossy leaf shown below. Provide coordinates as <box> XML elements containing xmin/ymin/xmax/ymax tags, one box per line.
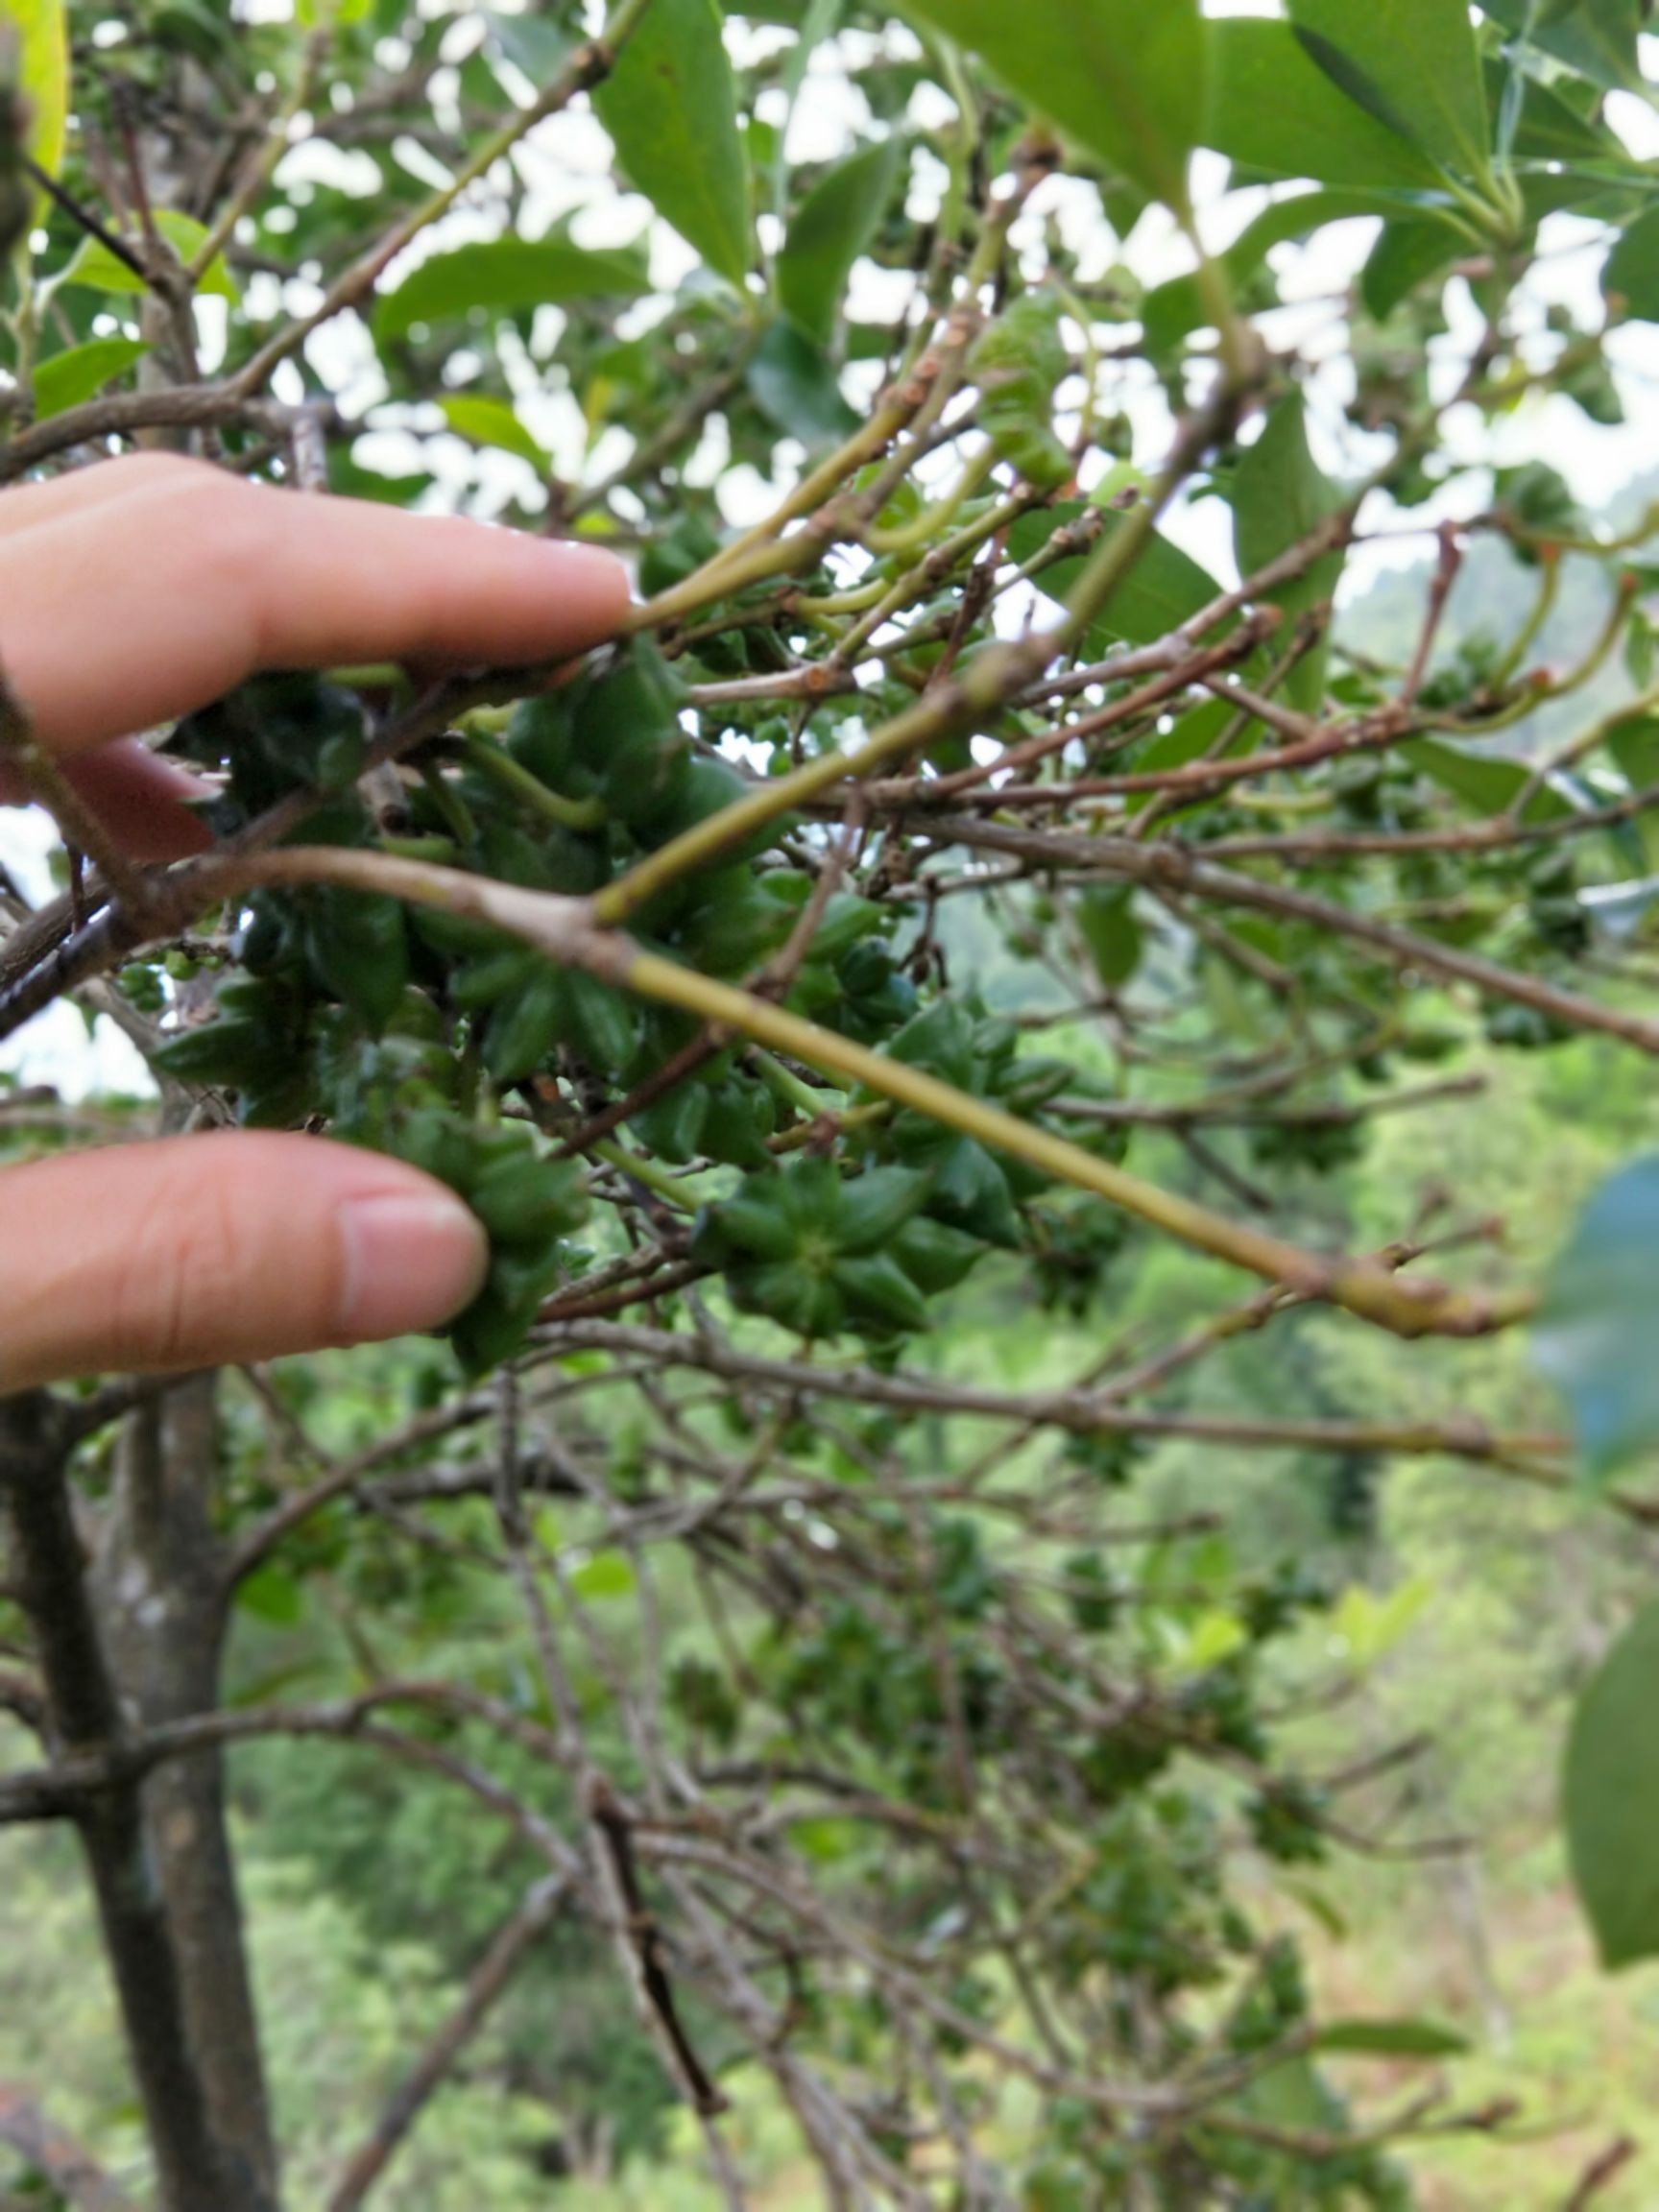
<box><xmin>439</xmin><ymin>394</ymin><xmax>551</xmax><ymax>474</ymax></box>
<box><xmin>1535</xmin><ymin>1157</ymin><xmax>1659</xmax><ymax>1480</ymax></box>
<box><xmin>594</xmin><ymin>0</ymin><xmax>753</xmax><ymax>288</ymax></box>
<box><xmin>374</xmin><ymin>234</ymin><xmax>650</xmax><ymax>339</ymax></box>
<box><xmin>1565</xmin><ymin>1597</ymin><xmax>1659</xmax><ymax>1966</ymax></box>
<box><xmin>778</xmin><ymin>137</ymin><xmax>902</xmax><ymax>348</ymax></box>
<box><xmin>1288</xmin><ymin>0</ymin><xmax>1491</xmax><ymax>182</ymax></box>
<box><xmin>898</xmin><ymin>0</ymin><xmax>1207</xmax><ymax>209</ymax></box>
<box><xmin>58</xmin><ymin>208</ymin><xmax>237</xmax><ymax>300</ymax></box>
<box><xmin>1206</xmin><ymin>20</ymin><xmax>1446</xmax><ymax>191</ymax></box>
<box><xmin>747</xmin><ymin>316</ymin><xmax>858</xmax><ymax>445</ymax></box>
<box><xmin>31</xmin><ymin>336</ymin><xmax>149</xmax><ymax>419</ymax></box>
<box><xmin>1232</xmin><ymin>393</ymin><xmax>1346</xmax><ymax>712</ymax></box>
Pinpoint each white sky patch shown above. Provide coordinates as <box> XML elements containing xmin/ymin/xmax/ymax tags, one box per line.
<box><xmin>0</xmin><ymin>813</ymin><xmax>153</xmax><ymax>1099</ymax></box>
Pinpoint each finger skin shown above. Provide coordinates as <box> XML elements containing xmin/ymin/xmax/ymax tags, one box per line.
<box><xmin>0</xmin><ymin>742</ymin><xmax>214</xmax><ymax>861</ymax></box>
<box><xmin>0</xmin><ymin>453</ymin><xmax>632</xmax><ymax>755</ymax></box>
<box><xmin>0</xmin><ymin>1134</ymin><xmax>490</xmax><ymax>1391</ymax></box>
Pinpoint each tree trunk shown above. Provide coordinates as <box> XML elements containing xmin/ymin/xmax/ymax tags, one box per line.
<box><xmin>0</xmin><ymin>1391</ymin><xmax>258</xmax><ymax>2212</ymax></box>
<box><xmin>96</xmin><ymin>1378</ymin><xmax>279</xmax><ymax>2210</ymax></box>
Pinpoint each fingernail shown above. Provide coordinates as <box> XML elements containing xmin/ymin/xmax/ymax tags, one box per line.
<box><xmin>532</xmin><ymin>536</ymin><xmax>634</xmax><ymax>601</ymax></box>
<box><xmin>338</xmin><ymin>1192</ymin><xmax>490</xmax><ymax>1340</ymax></box>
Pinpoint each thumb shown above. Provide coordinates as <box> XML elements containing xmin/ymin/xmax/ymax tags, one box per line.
<box><xmin>0</xmin><ymin>1133</ymin><xmax>490</xmax><ymax>1392</ymax></box>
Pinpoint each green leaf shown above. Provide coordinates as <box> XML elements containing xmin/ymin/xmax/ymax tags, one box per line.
<box><xmin>1479</xmin><ymin>0</ymin><xmax>1644</xmax><ymax>91</ymax></box>
<box><xmin>1361</xmin><ymin>218</ymin><xmax>1464</xmax><ymax>320</ymax></box>
<box><xmin>235</xmin><ymin>1563</ymin><xmax>306</xmax><ymax>1629</ymax></box>
<box><xmin>1565</xmin><ymin>1597</ymin><xmax>1659</xmax><ymax>1967</ymax></box>
<box><xmin>1232</xmin><ymin>393</ymin><xmax>1346</xmax><ymax>712</ymax></box>
<box><xmin>1607</xmin><ymin>712</ymin><xmax>1659</xmax><ymax>792</ymax></box>
<box><xmin>1006</xmin><ymin>502</ymin><xmax>1223</xmax><ymax>653</ymax></box>
<box><xmin>1602</xmin><ymin>204</ymin><xmax>1659</xmax><ymax>323</ymax></box>
<box><xmin>569</xmin><ymin>1550</ymin><xmax>637</xmax><ymax>1601</ymax></box>
<box><xmin>1535</xmin><ymin>1157</ymin><xmax>1659</xmax><ymax>1481</ymax></box>
<box><xmin>31</xmin><ymin>336</ymin><xmax>149</xmax><ymax>419</ymax></box>
<box><xmin>58</xmin><ymin>207</ymin><xmax>237</xmax><ymax>300</ymax></box>
<box><xmin>1487</xmin><ymin>57</ymin><xmax>1623</xmax><ymax>164</ymax></box>
<box><xmin>1312</xmin><ymin>2018</ymin><xmax>1472</xmax><ymax>2059</ymax></box>
<box><xmin>304</xmin><ymin>890</ymin><xmax>410</xmax><ymax>1033</ymax></box>
<box><xmin>1206</xmin><ymin>20</ymin><xmax>1446</xmax><ymax>191</ymax></box>
<box><xmin>747</xmin><ymin>316</ymin><xmax>859</xmax><ymax>445</ymax></box>
<box><xmin>837</xmin><ymin>1165</ymin><xmax>933</xmax><ymax>1254</ymax></box>
<box><xmin>1076</xmin><ymin>886</ymin><xmax>1142</xmax><ymax>989</ymax></box>
<box><xmin>439</xmin><ymin>394</ymin><xmax>551</xmax><ymax>474</ymax></box>
<box><xmin>1</xmin><ymin>0</ymin><xmax>68</xmax><ymax>180</ymax></box>
<box><xmin>778</xmin><ymin>137</ymin><xmax>902</xmax><ymax>348</ymax></box>
<box><xmin>1402</xmin><ymin>737</ymin><xmax>1572</xmax><ymax>822</ymax></box>
<box><xmin>834</xmin><ymin>1251</ymin><xmax>928</xmax><ymax>1333</ymax></box>
<box><xmin>897</xmin><ymin>0</ymin><xmax>1207</xmax><ymax>210</ymax></box>
<box><xmin>1288</xmin><ymin>0</ymin><xmax>1491</xmax><ymax>182</ymax></box>
<box><xmin>374</xmin><ymin>234</ymin><xmax>650</xmax><ymax>339</ymax></box>
<box><xmin>594</xmin><ymin>0</ymin><xmax>753</xmax><ymax>288</ymax></box>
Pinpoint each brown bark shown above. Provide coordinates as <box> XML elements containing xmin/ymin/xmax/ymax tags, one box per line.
<box><xmin>0</xmin><ymin>1391</ymin><xmax>251</xmax><ymax>2212</ymax></box>
<box><xmin>96</xmin><ymin>1378</ymin><xmax>278</xmax><ymax>2210</ymax></box>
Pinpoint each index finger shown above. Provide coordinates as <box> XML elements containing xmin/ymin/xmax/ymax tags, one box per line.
<box><xmin>0</xmin><ymin>455</ymin><xmax>633</xmax><ymax>756</ymax></box>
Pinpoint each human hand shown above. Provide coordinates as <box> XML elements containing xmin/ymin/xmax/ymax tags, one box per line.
<box><xmin>0</xmin><ymin>455</ymin><xmax>630</xmax><ymax>1392</ymax></box>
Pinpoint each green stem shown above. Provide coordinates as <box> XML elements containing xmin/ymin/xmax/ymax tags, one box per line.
<box><xmin>591</xmin><ymin>1138</ymin><xmax>697</xmax><ymax>1212</ymax></box>
<box><xmin>614</xmin><ymin>946</ymin><xmax>1518</xmax><ymax>1339</ymax></box>
<box><xmin>187</xmin><ymin>847</ymin><xmax>1528</xmax><ymax>1342</ymax></box>
<box><xmin>754</xmin><ymin>1048</ymin><xmax>830</xmax><ymax>1119</ymax></box>
<box><xmin>593</xmin><ymin>375</ymin><xmax>1252</xmax><ymax>930</ymax></box>
<box><xmin>463</xmin><ymin>731</ymin><xmax>609</xmax><ymax>833</ymax></box>
<box><xmin>862</xmin><ymin>442</ymin><xmax>997</xmax><ymax>559</ymax></box>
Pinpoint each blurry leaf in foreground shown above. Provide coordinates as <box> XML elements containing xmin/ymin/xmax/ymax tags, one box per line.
<box><xmin>1534</xmin><ymin>1156</ymin><xmax>1659</xmax><ymax>1481</ymax></box>
<box><xmin>0</xmin><ymin>0</ymin><xmax>68</xmax><ymax>185</ymax></box>
<box><xmin>1565</xmin><ymin>1596</ymin><xmax>1659</xmax><ymax>1967</ymax></box>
